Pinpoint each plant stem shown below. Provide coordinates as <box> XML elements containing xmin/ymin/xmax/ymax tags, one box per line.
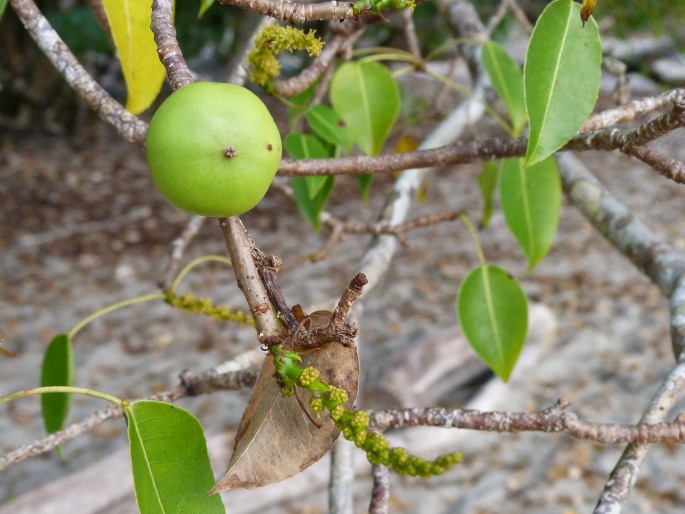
<box><xmin>0</xmin><ymin>386</ymin><xmax>127</xmax><ymax>408</ymax></box>
<box><xmin>169</xmin><ymin>255</ymin><xmax>232</xmax><ymax>293</ymax></box>
<box><xmin>460</xmin><ymin>213</ymin><xmax>487</xmax><ymax>266</ymax></box>
<box><xmin>68</xmin><ymin>293</ymin><xmax>165</xmax><ymax>340</ymax></box>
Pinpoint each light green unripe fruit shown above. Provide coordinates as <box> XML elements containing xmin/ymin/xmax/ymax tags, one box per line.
<box><xmin>146</xmin><ymin>82</ymin><xmax>282</xmax><ymax>217</ymax></box>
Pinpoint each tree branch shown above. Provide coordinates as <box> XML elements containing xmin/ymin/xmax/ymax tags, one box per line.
<box><xmin>273</xmin><ymin>21</ymin><xmax>361</xmax><ymax>97</ymax></box>
<box><xmin>9</xmin><ymin>0</ymin><xmax>148</xmax><ymax>146</ymax></box>
<box><xmin>278</xmin><ymin>93</ymin><xmax>685</xmax><ymax>181</ymax></box>
<box><xmin>593</xmin><ymin>352</ymin><xmax>685</xmax><ymax>513</ymax></box>
<box><xmin>369</xmin><ymin>464</ymin><xmax>390</xmax><ymax>514</ymax></box>
<box><xmin>218</xmin><ymin>217</ymin><xmax>282</xmax><ymax>342</ymax></box>
<box><xmin>0</xmin><ymin>349</ymin><xmax>263</xmax><ymax>470</ymax></box>
<box><xmin>369</xmin><ymin>399</ymin><xmax>685</xmax><ymax>444</ymax></box>
<box><xmin>151</xmin><ymin>0</ymin><xmax>194</xmax><ymax>90</ymax></box>
<box><xmin>217</xmin><ymin>0</ymin><xmax>405</xmax><ymax>24</ymax></box>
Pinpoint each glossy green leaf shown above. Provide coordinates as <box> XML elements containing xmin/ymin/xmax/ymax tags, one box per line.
<box><xmin>477</xmin><ymin>161</ymin><xmax>499</xmax><ymax>228</ymax></box>
<box><xmin>126</xmin><ymin>400</ymin><xmax>224</xmax><ymax>514</ymax></box>
<box><xmin>41</xmin><ymin>334</ymin><xmax>75</xmax><ymax>437</ymax></box>
<box><xmin>500</xmin><ymin>157</ymin><xmax>560</xmax><ymax>271</ymax></box>
<box><xmin>457</xmin><ymin>265</ymin><xmax>528</xmax><ymax>382</ymax></box>
<box><xmin>482</xmin><ymin>41</ymin><xmax>526</xmax><ymax>136</ymax></box>
<box><xmin>285</xmin><ymin>133</ymin><xmax>335</xmax><ymax>230</ymax></box>
<box><xmin>305</xmin><ymin>104</ymin><xmax>354</xmax><ymax>154</ymax></box>
<box><xmin>523</xmin><ymin>0</ymin><xmax>602</xmax><ymax>166</ymax></box>
<box><xmin>0</xmin><ymin>0</ymin><xmax>8</xmax><ymax>22</ymax></box>
<box><xmin>329</xmin><ymin>61</ymin><xmax>400</xmax><ymax>156</ymax></box>
<box><xmin>101</xmin><ymin>0</ymin><xmax>170</xmax><ymax>114</ymax></box>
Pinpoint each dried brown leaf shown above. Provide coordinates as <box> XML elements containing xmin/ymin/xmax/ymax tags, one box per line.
<box><xmin>210</xmin><ymin>312</ymin><xmax>359</xmax><ymax>492</ymax></box>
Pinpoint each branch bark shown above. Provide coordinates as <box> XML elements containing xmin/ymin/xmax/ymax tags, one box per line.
<box><xmin>9</xmin><ymin>0</ymin><xmax>148</xmax><ymax>146</ymax></box>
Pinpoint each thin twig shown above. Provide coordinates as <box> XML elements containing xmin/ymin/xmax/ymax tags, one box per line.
<box><xmin>0</xmin><ymin>349</ymin><xmax>263</xmax><ymax>470</ymax></box>
<box><xmin>273</xmin><ymin>21</ymin><xmax>361</xmax><ymax>97</ymax></box>
<box><xmin>329</xmin><ymin>439</ymin><xmax>355</xmax><ymax>514</ymax></box>
<box><xmin>151</xmin><ymin>0</ymin><xmax>193</xmax><ymax>90</ymax></box>
<box><xmin>313</xmin><ymin>211</ymin><xmax>464</xmax><ymax>261</ymax></box>
<box><xmin>593</xmin><ymin>353</ymin><xmax>685</xmax><ymax>513</ymax></box>
<box><xmin>401</xmin><ymin>9</ymin><xmax>423</xmax><ymax>66</ymax></box>
<box><xmin>485</xmin><ymin>0</ymin><xmax>511</xmax><ymax>37</ymax></box>
<box><xmin>254</xmin><ymin>252</ymin><xmax>300</xmax><ymax>331</ymax></box>
<box><xmin>159</xmin><ymin>215</ymin><xmax>206</xmax><ymax>290</ymax></box>
<box><xmin>506</xmin><ymin>0</ymin><xmax>534</xmax><ymax>34</ymax></box>
<box><xmin>623</xmin><ymin>145</ymin><xmax>685</xmax><ymax>184</ymax></box>
<box><xmin>369</xmin><ymin>399</ymin><xmax>685</xmax><ymax>444</ymax></box>
<box><xmin>369</xmin><ymin>464</ymin><xmax>390</xmax><ymax>514</ymax></box>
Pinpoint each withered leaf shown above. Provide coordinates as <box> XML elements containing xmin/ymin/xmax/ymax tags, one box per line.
<box><xmin>580</xmin><ymin>0</ymin><xmax>598</xmax><ymax>26</ymax></box>
<box><xmin>210</xmin><ymin>312</ymin><xmax>359</xmax><ymax>492</ymax></box>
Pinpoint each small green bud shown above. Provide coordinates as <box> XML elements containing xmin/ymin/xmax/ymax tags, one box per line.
<box><xmin>327</xmin><ymin>386</ymin><xmax>348</xmax><ymax>406</ymax></box>
<box><xmin>353</xmin><ymin>429</ymin><xmax>368</xmax><ymax>447</ymax></box>
<box><xmin>330</xmin><ymin>405</ymin><xmax>346</xmax><ymax>421</ymax></box>
<box><xmin>350</xmin><ymin>410</ymin><xmax>369</xmax><ymax>429</ymax></box>
<box><xmin>367</xmin><ymin>452</ymin><xmax>382</xmax><ymax>465</ymax></box>
<box><xmin>364</xmin><ymin>433</ymin><xmax>389</xmax><ymax>453</ymax></box>
<box><xmin>309</xmin><ymin>397</ymin><xmax>325</xmax><ymax>414</ymax></box>
<box><xmin>298</xmin><ymin>366</ymin><xmax>320</xmax><ymax>387</ymax></box>
<box><xmin>390</xmin><ymin>447</ymin><xmax>408</xmax><ymax>466</ymax></box>
<box><xmin>342</xmin><ymin>427</ymin><xmax>354</xmax><ymax>440</ymax></box>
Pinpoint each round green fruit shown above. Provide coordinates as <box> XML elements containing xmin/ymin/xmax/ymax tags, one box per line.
<box><xmin>146</xmin><ymin>82</ymin><xmax>282</xmax><ymax>217</ymax></box>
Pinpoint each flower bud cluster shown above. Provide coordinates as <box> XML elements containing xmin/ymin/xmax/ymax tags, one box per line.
<box><xmin>270</xmin><ymin>343</ymin><xmax>461</xmax><ymax>477</ymax></box>
<box><xmin>165</xmin><ymin>293</ymin><xmax>253</xmax><ymax>325</ymax></box>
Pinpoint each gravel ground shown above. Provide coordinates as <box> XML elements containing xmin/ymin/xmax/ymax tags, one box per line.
<box><xmin>3</xmin><ymin>82</ymin><xmax>685</xmax><ymax>513</ymax></box>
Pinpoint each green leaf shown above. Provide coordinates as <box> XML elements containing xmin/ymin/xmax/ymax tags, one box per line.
<box><xmin>126</xmin><ymin>400</ymin><xmax>224</xmax><ymax>514</ymax></box>
<box><xmin>523</xmin><ymin>0</ymin><xmax>602</xmax><ymax>166</ymax></box>
<box><xmin>0</xmin><ymin>0</ymin><xmax>8</xmax><ymax>22</ymax></box>
<box><xmin>285</xmin><ymin>133</ymin><xmax>335</xmax><ymax>230</ymax></box>
<box><xmin>457</xmin><ymin>265</ymin><xmax>528</xmax><ymax>382</ymax></box>
<box><xmin>198</xmin><ymin>0</ymin><xmax>214</xmax><ymax>17</ymax></box>
<box><xmin>101</xmin><ymin>0</ymin><xmax>170</xmax><ymax>114</ymax></box>
<box><xmin>287</xmin><ymin>83</ymin><xmax>316</xmax><ymax>124</ymax></box>
<box><xmin>41</xmin><ymin>334</ymin><xmax>75</xmax><ymax>437</ymax></box>
<box><xmin>500</xmin><ymin>157</ymin><xmax>561</xmax><ymax>271</ymax></box>
<box><xmin>305</xmin><ymin>104</ymin><xmax>354</xmax><ymax>154</ymax></box>
<box><xmin>329</xmin><ymin>61</ymin><xmax>400</xmax><ymax>156</ymax></box>
<box><xmin>285</xmin><ymin>133</ymin><xmax>330</xmax><ymax>198</ymax></box>
<box><xmin>357</xmin><ymin>174</ymin><xmax>372</xmax><ymax>202</ymax></box>
<box><xmin>481</xmin><ymin>41</ymin><xmax>527</xmax><ymax>136</ymax></box>
<box><xmin>476</xmin><ymin>161</ymin><xmax>499</xmax><ymax>228</ymax></box>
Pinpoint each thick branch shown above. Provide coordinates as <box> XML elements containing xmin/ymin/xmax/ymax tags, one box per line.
<box><xmin>557</xmin><ymin>153</ymin><xmax>685</xmax><ymax>298</ymax></box>
<box><xmin>217</xmin><ymin>0</ymin><xmax>385</xmax><ymax>24</ymax></box>
<box><xmin>9</xmin><ymin>0</ymin><xmax>147</xmax><ymax>146</ymax></box>
<box><xmin>218</xmin><ymin>217</ymin><xmax>282</xmax><ymax>341</ymax></box>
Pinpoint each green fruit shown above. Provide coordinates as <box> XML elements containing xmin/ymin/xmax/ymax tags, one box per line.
<box><xmin>146</xmin><ymin>82</ymin><xmax>282</xmax><ymax>217</ymax></box>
